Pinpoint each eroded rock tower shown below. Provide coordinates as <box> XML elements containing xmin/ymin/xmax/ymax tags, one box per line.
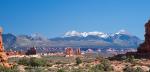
<box><xmin>137</xmin><ymin>20</ymin><xmax>150</xmax><ymax>53</ymax></box>
<box><xmin>0</xmin><ymin>27</ymin><xmax>11</xmax><ymax>68</ymax></box>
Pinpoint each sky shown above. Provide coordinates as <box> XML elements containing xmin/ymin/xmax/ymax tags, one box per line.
<box><xmin>0</xmin><ymin>0</ymin><xmax>150</xmax><ymax>39</ymax></box>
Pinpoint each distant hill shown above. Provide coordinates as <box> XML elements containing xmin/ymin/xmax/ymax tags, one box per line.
<box><xmin>2</xmin><ymin>30</ymin><xmax>143</xmax><ymax>51</ymax></box>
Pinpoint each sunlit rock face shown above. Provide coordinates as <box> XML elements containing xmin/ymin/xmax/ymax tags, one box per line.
<box><xmin>137</xmin><ymin>20</ymin><xmax>150</xmax><ymax>53</ymax></box>
<box><xmin>0</xmin><ymin>27</ymin><xmax>4</xmax><ymax>52</ymax></box>
<box><xmin>75</xmin><ymin>48</ymin><xmax>81</xmax><ymax>55</ymax></box>
<box><xmin>0</xmin><ymin>27</ymin><xmax>11</xmax><ymax>68</ymax></box>
<box><xmin>65</xmin><ymin>47</ymin><xmax>74</xmax><ymax>57</ymax></box>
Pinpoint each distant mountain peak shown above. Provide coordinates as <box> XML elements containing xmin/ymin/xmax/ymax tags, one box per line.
<box><xmin>115</xmin><ymin>29</ymin><xmax>130</xmax><ymax>35</ymax></box>
<box><xmin>64</xmin><ymin>30</ymin><xmax>81</xmax><ymax>37</ymax></box>
<box><xmin>30</xmin><ymin>33</ymin><xmax>48</xmax><ymax>40</ymax></box>
<box><xmin>30</xmin><ymin>33</ymin><xmax>43</xmax><ymax>38</ymax></box>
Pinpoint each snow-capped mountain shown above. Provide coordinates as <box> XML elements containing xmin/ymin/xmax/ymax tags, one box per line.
<box><xmin>50</xmin><ymin>30</ymin><xmax>142</xmax><ymax>48</ymax></box>
<box><xmin>64</xmin><ymin>30</ymin><xmax>130</xmax><ymax>38</ymax></box>
<box><xmin>2</xmin><ymin>30</ymin><xmax>142</xmax><ymax>51</ymax></box>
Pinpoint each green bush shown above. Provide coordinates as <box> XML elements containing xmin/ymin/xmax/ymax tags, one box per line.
<box><xmin>76</xmin><ymin>57</ymin><xmax>82</xmax><ymax>65</ymax></box>
<box><xmin>101</xmin><ymin>59</ymin><xmax>113</xmax><ymax>71</ymax></box>
<box><xmin>56</xmin><ymin>61</ymin><xmax>64</xmax><ymax>65</ymax></box>
<box><xmin>121</xmin><ymin>56</ymin><xmax>127</xmax><ymax>60</ymax></box>
<box><xmin>57</xmin><ymin>69</ymin><xmax>65</xmax><ymax>72</ymax></box>
<box><xmin>18</xmin><ymin>57</ymin><xmax>30</xmax><ymax>66</ymax></box>
<box><xmin>134</xmin><ymin>67</ymin><xmax>144</xmax><ymax>72</ymax></box>
<box><xmin>0</xmin><ymin>65</ymin><xmax>19</xmax><ymax>72</ymax></box>
<box><xmin>46</xmin><ymin>63</ymin><xmax>53</xmax><ymax>67</ymax></box>
<box><xmin>25</xmin><ymin>67</ymin><xmax>47</xmax><ymax>72</ymax></box>
<box><xmin>18</xmin><ymin>57</ymin><xmax>47</xmax><ymax>67</ymax></box>
<box><xmin>71</xmin><ymin>68</ymin><xmax>83</xmax><ymax>72</ymax></box>
<box><xmin>90</xmin><ymin>59</ymin><xmax>113</xmax><ymax>72</ymax></box>
<box><xmin>123</xmin><ymin>66</ymin><xmax>134</xmax><ymax>72</ymax></box>
<box><xmin>126</xmin><ymin>55</ymin><xmax>135</xmax><ymax>63</ymax></box>
<box><xmin>90</xmin><ymin>64</ymin><xmax>104</xmax><ymax>72</ymax></box>
<box><xmin>29</xmin><ymin>57</ymin><xmax>47</xmax><ymax>67</ymax></box>
<box><xmin>123</xmin><ymin>66</ymin><xmax>144</xmax><ymax>72</ymax></box>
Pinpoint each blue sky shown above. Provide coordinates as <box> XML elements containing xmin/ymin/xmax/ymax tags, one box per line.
<box><xmin>0</xmin><ymin>0</ymin><xmax>150</xmax><ymax>39</ymax></box>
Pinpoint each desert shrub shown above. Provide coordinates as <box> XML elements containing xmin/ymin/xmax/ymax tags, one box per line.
<box><xmin>126</xmin><ymin>55</ymin><xmax>135</xmax><ymax>63</ymax></box>
<box><xmin>0</xmin><ymin>65</ymin><xmax>19</xmax><ymax>72</ymax></box>
<box><xmin>55</xmin><ymin>61</ymin><xmax>64</xmax><ymax>65</ymax></box>
<box><xmin>29</xmin><ymin>57</ymin><xmax>46</xmax><ymax>67</ymax></box>
<box><xmin>25</xmin><ymin>67</ymin><xmax>47</xmax><ymax>72</ymax></box>
<box><xmin>125</xmin><ymin>55</ymin><xmax>135</xmax><ymax>63</ymax></box>
<box><xmin>95</xmin><ymin>55</ymin><xmax>103</xmax><ymax>60</ymax></box>
<box><xmin>121</xmin><ymin>56</ymin><xmax>127</xmax><ymax>60</ymax></box>
<box><xmin>108</xmin><ymin>54</ymin><xmax>126</xmax><ymax>61</ymax></box>
<box><xmin>90</xmin><ymin>64</ymin><xmax>104</xmax><ymax>72</ymax></box>
<box><xmin>18</xmin><ymin>57</ymin><xmax>30</xmax><ymax>66</ymax></box>
<box><xmin>18</xmin><ymin>57</ymin><xmax>47</xmax><ymax>67</ymax></box>
<box><xmin>90</xmin><ymin>59</ymin><xmax>113</xmax><ymax>72</ymax></box>
<box><xmin>57</xmin><ymin>69</ymin><xmax>65</xmax><ymax>72</ymax></box>
<box><xmin>71</xmin><ymin>68</ymin><xmax>83</xmax><ymax>72</ymax></box>
<box><xmin>101</xmin><ymin>59</ymin><xmax>113</xmax><ymax>71</ymax></box>
<box><xmin>83</xmin><ymin>59</ymin><xmax>93</xmax><ymax>63</ymax></box>
<box><xmin>123</xmin><ymin>66</ymin><xmax>144</xmax><ymax>72</ymax></box>
<box><xmin>134</xmin><ymin>67</ymin><xmax>144</xmax><ymax>72</ymax></box>
<box><xmin>76</xmin><ymin>57</ymin><xmax>82</xmax><ymax>65</ymax></box>
<box><xmin>46</xmin><ymin>63</ymin><xmax>53</xmax><ymax>67</ymax></box>
<box><xmin>123</xmin><ymin>66</ymin><xmax>134</xmax><ymax>72</ymax></box>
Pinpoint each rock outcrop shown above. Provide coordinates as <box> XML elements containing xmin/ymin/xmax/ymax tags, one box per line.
<box><xmin>75</xmin><ymin>48</ymin><xmax>81</xmax><ymax>55</ymax></box>
<box><xmin>0</xmin><ymin>27</ymin><xmax>11</xmax><ymax>68</ymax></box>
<box><xmin>26</xmin><ymin>47</ymin><xmax>36</xmax><ymax>55</ymax></box>
<box><xmin>137</xmin><ymin>20</ymin><xmax>150</xmax><ymax>53</ymax></box>
<box><xmin>125</xmin><ymin>20</ymin><xmax>150</xmax><ymax>58</ymax></box>
<box><xmin>65</xmin><ymin>47</ymin><xmax>74</xmax><ymax>57</ymax></box>
<box><xmin>65</xmin><ymin>48</ymin><xmax>82</xmax><ymax>57</ymax></box>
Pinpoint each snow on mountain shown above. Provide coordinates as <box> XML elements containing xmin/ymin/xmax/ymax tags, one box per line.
<box><xmin>30</xmin><ymin>33</ymin><xmax>48</xmax><ymax>41</ymax></box>
<box><xmin>64</xmin><ymin>30</ymin><xmax>82</xmax><ymax>37</ymax></box>
<box><xmin>110</xmin><ymin>29</ymin><xmax>131</xmax><ymax>37</ymax></box>
<box><xmin>64</xmin><ymin>30</ymin><xmax>131</xmax><ymax>38</ymax></box>
<box><xmin>64</xmin><ymin>30</ymin><xmax>109</xmax><ymax>38</ymax></box>
<box><xmin>115</xmin><ymin>29</ymin><xmax>130</xmax><ymax>35</ymax></box>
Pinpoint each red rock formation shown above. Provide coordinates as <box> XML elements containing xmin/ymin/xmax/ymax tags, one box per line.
<box><xmin>6</xmin><ymin>50</ymin><xmax>24</xmax><ymax>56</ymax></box>
<box><xmin>65</xmin><ymin>47</ymin><xmax>74</xmax><ymax>57</ymax></box>
<box><xmin>26</xmin><ymin>47</ymin><xmax>37</xmax><ymax>55</ymax></box>
<box><xmin>75</xmin><ymin>48</ymin><xmax>81</xmax><ymax>55</ymax></box>
<box><xmin>114</xmin><ymin>20</ymin><xmax>150</xmax><ymax>59</ymax></box>
<box><xmin>137</xmin><ymin>20</ymin><xmax>150</xmax><ymax>53</ymax></box>
<box><xmin>0</xmin><ymin>27</ymin><xmax>4</xmax><ymax>52</ymax></box>
<box><xmin>0</xmin><ymin>27</ymin><xmax>11</xmax><ymax>68</ymax></box>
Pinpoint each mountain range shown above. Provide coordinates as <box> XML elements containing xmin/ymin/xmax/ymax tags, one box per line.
<box><xmin>2</xmin><ymin>30</ymin><xmax>142</xmax><ymax>51</ymax></box>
